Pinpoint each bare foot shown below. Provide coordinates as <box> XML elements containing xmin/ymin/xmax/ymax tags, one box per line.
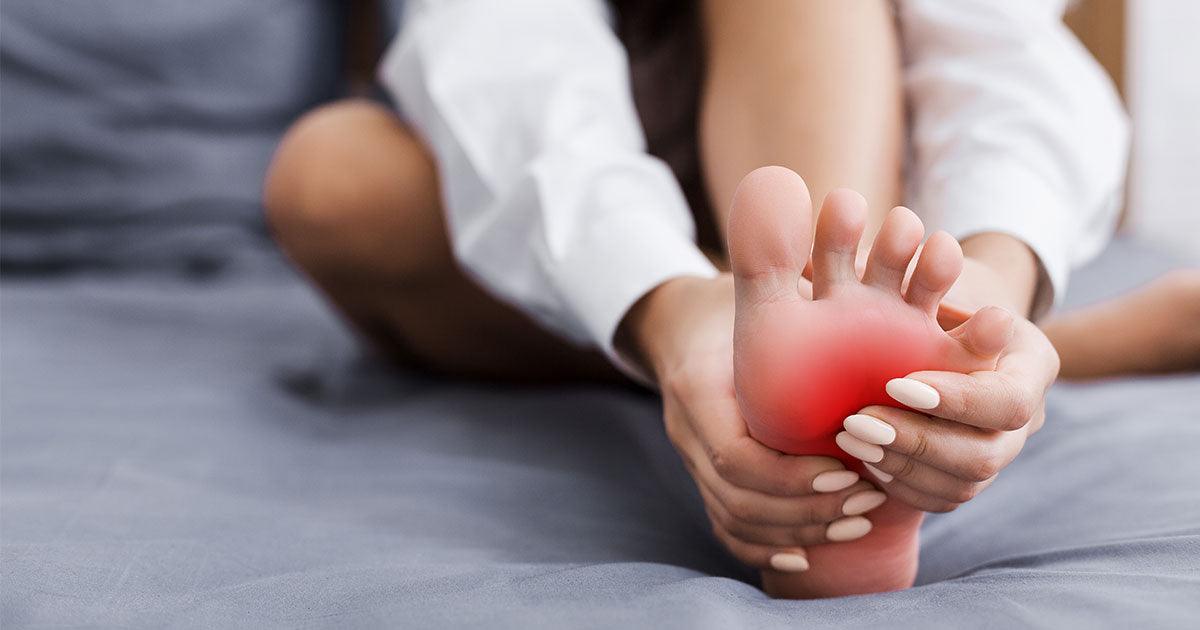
<box><xmin>1044</xmin><ymin>269</ymin><xmax>1200</xmax><ymax>379</ymax></box>
<box><xmin>726</xmin><ymin>166</ymin><xmax>1012</xmax><ymax>598</ymax></box>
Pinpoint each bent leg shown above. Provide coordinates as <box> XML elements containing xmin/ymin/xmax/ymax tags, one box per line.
<box><xmin>700</xmin><ymin>0</ymin><xmax>904</xmax><ymax>245</ymax></box>
<box><xmin>264</xmin><ymin>99</ymin><xmax>620</xmax><ymax>383</ymax></box>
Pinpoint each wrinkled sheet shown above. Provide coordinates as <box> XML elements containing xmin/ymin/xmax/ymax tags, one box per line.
<box><xmin>2</xmin><ymin>239</ymin><xmax>1198</xmax><ymax>628</ymax></box>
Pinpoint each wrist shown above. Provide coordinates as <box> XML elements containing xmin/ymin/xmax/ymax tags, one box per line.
<box><xmin>955</xmin><ymin>233</ymin><xmax>1040</xmax><ymax>317</ymax></box>
<box><xmin>616</xmin><ymin>274</ymin><xmax>735</xmax><ymax>383</ymax></box>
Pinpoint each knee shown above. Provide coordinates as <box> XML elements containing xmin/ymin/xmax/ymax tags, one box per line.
<box><xmin>264</xmin><ymin>100</ymin><xmax>387</xmax><ymax>239</ymax></box>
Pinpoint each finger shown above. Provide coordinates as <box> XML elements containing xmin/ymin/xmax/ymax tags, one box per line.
<box><xmin>862</xmin><ymin>206</ymin><xmax>924</xmax><ymax>294</ymax></box>
<box><xmin>701</xmin><ymin>486</ymin><xmax>832</xmax><ymax>547</ymax></box>
<box><xmin>889</xmin><ymin>370</ymin><xmax>1039</xmax><ymax>431</ymax></box>
<box><xmin>687</xmin><ymin>392</ymin><xmax>854</xmax><ymax>496</ymax></box>
<box><xmin>812</xmin><ymin>188</ymin><xmax>867</xmax><ymax>298</ymax></box>
<box><xmin>846</xmin><ymin>406</ymin><xmax>1024</xmax><ymax>482</ymax></box>
<box><xmin>872</xmin><ymin>477</ymin><xmax>962</xmax><ymax>514</ymax></box>
<box><xmin>690</xmin><ymin>450</ymin><xmax>876</xmax><ymax>526</ymax></box>
<box><xmin>868</xmin><ymin>449</ymin><xmax>993</xmax><ymax>505</ymax></box>
<box><xmin>947</xmin><ymin>305</ymin><xmax>1014</xmax><ymax>360</ymax></box>
<box><xmin>707</xmin><ymin>511</ymin><xmax>810</xmax><ymax>571</ymax></box>
<box><xmin>904</xmin><ymin>231</ymin><xmax>964</xmax><ymax>314</ymax></box>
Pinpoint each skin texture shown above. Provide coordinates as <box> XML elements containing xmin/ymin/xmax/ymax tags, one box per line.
<box><xmin>726</xmin><ymin>166</ymin><xmax>1012</xmax><ymax>597</ymax></box>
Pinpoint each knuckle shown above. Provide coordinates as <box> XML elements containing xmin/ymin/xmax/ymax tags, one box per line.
<box><xmin>791</xmin><ymin>526</ymin><xmax>822</xmax><ymax>547</ymax></box>
<box><xmin>948</xmin><ymin>483</ymin><xmax>976</xmax><ymax>504</ymax></box>
<box><xmin>817</xmin><ymin>496</ymin><xmax>846</xmax><ymax>523</ymax></box>
<box><xmin>708</xmin><ymin>445</ymin><xmax>737</xmax><ymax>480</ymax></box>
<box><xmin>790</xmin><ymin>500</ymin><xmax>818</xmax><ymax>525</ymax></box>
<box><xmin>723</xmin><ymin>494</ymin><xmax>754</xmax><ymax>523</ymax></box>
<box><xmin>910</xmin><ymin>431</ymin><xmax>931</xmax><ymax>460</ymax></box>
<box><xmin>999</xmin><ymin>374</ymin><xmax>1037</xmax><ymax>429</ymax></box>
<box><xmin>895</xmin><ymin>456</ymin><xmax>918</xmax><ymax>480</ymax></box>
<box><xmin>932</xmin><ymin>501</ymin><xmax>961</xmax><ymax>513</ymax></box>
<box><xmin>967</xmin><ymin>455</ymin><xmax>1001</xmax><ymax>482</ymax></box>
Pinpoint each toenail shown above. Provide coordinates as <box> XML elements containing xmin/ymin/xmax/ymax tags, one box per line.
<box><xmin>842</xmin><ymin>491</ymin><xmax>888</xmax><ymax>516</ymax></box>
<box><xmin>812</xmin><ymin>470</ymin><xmax>860</xmax><ymax>493</ymax></box>
<box><xmin>864</xmin><ymin>463</ymin><xmax>894</xmax><ymax>483</ymax></box>
<box><xmin>886</xmin><ymin>378</ymin><xmax>940</xmax><ymax>410</ymax></box>
<box><xmin>844</xmin><ymin>414</ymin><xmax>897</xmax><ymax>445</ymax></box>
<box><xmin>826</xmin><ymin>516</ymin><xmax>872</xmax><ymax>542</ymax></box>
<box><xmin>835</xmin><ymin>431</ymin><xmax>884</xmax><ymax>463</ymax></box>
<box><xmin>769</xmin><ymin>553</ymin><xmax>810</xmax><ymax>573</ymax></box>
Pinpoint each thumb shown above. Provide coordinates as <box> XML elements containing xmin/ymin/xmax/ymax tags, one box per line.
<box><xmin>949</xmin><ymin>306</ymin><xmax>1014</xmax><ymax>360</ymax></box>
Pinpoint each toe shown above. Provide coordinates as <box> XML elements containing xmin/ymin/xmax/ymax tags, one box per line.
<box><xmin>905</xmin><ymin>231</ymin><xmax>964</xmax><ymax>313</ymax></box>
<box><xmin>863</xmin><ymin>207</ymin><xmax>924</xmax><ymax>294</ymax></box>
<box><xmin>727</xmin><ymin>166</ymin><xmax>814</xmax><ymax>302</ymax></box>
<box><xmin>812</xmin><ymin>188</ymin><xmax>867</xmax><ymax>298</ymax></box>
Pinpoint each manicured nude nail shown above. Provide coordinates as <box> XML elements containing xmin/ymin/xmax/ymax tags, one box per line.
<box><xmin>886</xmin><ymin>378</ymin><xmax>940</xmax><ymax>410</ymax></box>
<box><xmin>826</xmin><ymin>516</ymin><xmax>872</xmax><ymax>542</ymax></box>
<box><xmin>842</xmin><ymin>490</ymin><xmax>888</xmax><ymax>516</ymax></box>
<box><xmin>835</xmin><ymin>431</ymin><xmax>884</xmax><ymax>463</ymax></box>
<box><xmin>812</xmin><ymin>470</ymin><xmax>859</xmax><ymax>493</ymax></box>
<box><xmin>844</xmin><ymin>414</ymin><xmax>897</xmax><ymax>445</ymax></box>
<box><xmin>769</xmin><ymin>553</ymin><xmax>810</xmax><ymax>573</ymax></box>
<box><xmin>863</xmin><ymin>463</ymin><xmax>894</xmax><ymax>483</ymax></box>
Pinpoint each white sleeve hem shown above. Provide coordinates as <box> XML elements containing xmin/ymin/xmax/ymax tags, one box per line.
<box><xmin>918</xmin><ymin>159</ymin><xmax>1072</xmax><ymax>320</ymax></box>
<box><xmin>555</xmin><ymin>212</ymin><xmax>719</xmax><ymax>384</ymax></box>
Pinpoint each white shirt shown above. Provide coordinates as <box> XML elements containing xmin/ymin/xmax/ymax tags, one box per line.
<box><xmin>380</xmin><ymin>0</ymin><xmax>1128</xmax><ymax>379</ymax></box>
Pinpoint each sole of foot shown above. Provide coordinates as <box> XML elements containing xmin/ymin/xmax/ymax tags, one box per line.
<box><xmin>726</xmin><ymin>166</ymin><xmax>1012</xmax><ymax>598</ymax></box>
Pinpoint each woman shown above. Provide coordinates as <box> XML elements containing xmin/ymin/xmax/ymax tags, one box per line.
<box><xmin>263</xmin><ymin>0</ymin><xmax>1132</xmax><ymax>598</ymax></box>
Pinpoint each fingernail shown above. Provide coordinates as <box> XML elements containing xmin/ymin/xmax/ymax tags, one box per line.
<box><xmin>769</xmin><ymin>553</ymin><xmax>810</xmax><ymax>573</ymax></box>
<box><xmin>835</xmin><ymin>431</ymin><xmax>884</xmax><ymax>463</ymax></box>
<box><xmin>864</xmin><ymin>463</ymin><xmax>894</xmax><ymax>483</ymax></box>
<box><xmin>826</xmin><ymin>516</ymin><xmax>872</xmax><ymax>542</ymax></box>
<box><xmin>812</xmin><ymin>470</ymin><xmax>859</xmax><ymax>493</ymax></box>
<box><xmin>844</xmin><ymin>414</ymin><xmax>897</xmax><ymax>445</ymax></box>
<box><xmin>886</xmin><ymin>378</ymin><xmax>940</xmax><ymax>410</ymax></box>
<box><xmin>842</xmin><ymin>490</ymin><xmax>888</xmax><ymax>516</ymax></box>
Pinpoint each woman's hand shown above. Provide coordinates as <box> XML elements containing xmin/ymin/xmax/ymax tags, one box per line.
<box><xmin>622</xmin><ymin>275</ymin><xmax>881</xmax><ymax>571</ymax></box>
<box><xmin>840</xmin><ymin>284</ymin><xmax>1060</xmax><ymax>512</ymax></box>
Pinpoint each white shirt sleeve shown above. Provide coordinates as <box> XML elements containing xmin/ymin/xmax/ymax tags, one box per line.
<box><xmin>900</xmin><ymin>0</ymin><xmax>1130</xmax><ymax>318</ymax></box>
<box><xmin>378</xmin><ymin>0</ymin><xmax>717</xmax><ymax>378</ymax></box>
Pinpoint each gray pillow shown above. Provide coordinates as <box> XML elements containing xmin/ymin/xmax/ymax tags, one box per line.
<box><xmin>0</xmin><ymin>1</ymin><xmax>343</xmax><ymax>273</ymax></box>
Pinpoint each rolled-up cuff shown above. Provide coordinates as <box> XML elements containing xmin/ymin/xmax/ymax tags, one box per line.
<box><xmin>554</xmin><ymin>212</ymin><xmax>718</xmax><ymax>385</ymax></box>
<box><xmin>919</xmin><ymin>161</ymin><xmax>1073</xmax><ymax>321</ymax></box>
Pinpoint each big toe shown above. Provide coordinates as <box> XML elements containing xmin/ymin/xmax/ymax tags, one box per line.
<box><xmin>727</xmin><ymin>166</ymin><xmax>814</xmax><ymax>302</ymax></box>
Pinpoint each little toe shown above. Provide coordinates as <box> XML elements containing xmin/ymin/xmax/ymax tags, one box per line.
<box><xmin>863</xmin><ymin>206</ymin><xmax>924</xmax><ymax>294</ymax></box>
<box><xmin>812</xmin><ymin>188</ymin><xmax>868</xmax><ymax>298</ymax></box>
<box><xmin>727</xmin><ymin>166</ymin><xmax>814</xmax><ymax>302</ymax></box>
<box><xmin>905</xmin><ymin>231</ymin><xmax>964</xmax><ymax>313</ymax></box>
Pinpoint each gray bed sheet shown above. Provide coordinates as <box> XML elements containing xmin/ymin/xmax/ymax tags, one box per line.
<box><xmin>2</xmin><ymin>239</ymin><xmax>1198</xmax><ymax>629</ymax></box>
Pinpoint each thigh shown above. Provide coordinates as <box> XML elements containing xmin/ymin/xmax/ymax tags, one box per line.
<box><xmin>265</xmin><ymin>99</ymin><xmax>623</xmax><ymax>384</ymax></box>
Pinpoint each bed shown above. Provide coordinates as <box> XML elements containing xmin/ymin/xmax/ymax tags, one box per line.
<box><xmin>2</xmin><ymin>2</ymin><xmax>1198</xmax><ymax>627</ymax></box>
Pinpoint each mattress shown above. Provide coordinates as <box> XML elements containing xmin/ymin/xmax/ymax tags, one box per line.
<box><xmin>2</xmin><ymin>238</ymin><xmax>1198</xmax><ymax>628</ymax></box>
